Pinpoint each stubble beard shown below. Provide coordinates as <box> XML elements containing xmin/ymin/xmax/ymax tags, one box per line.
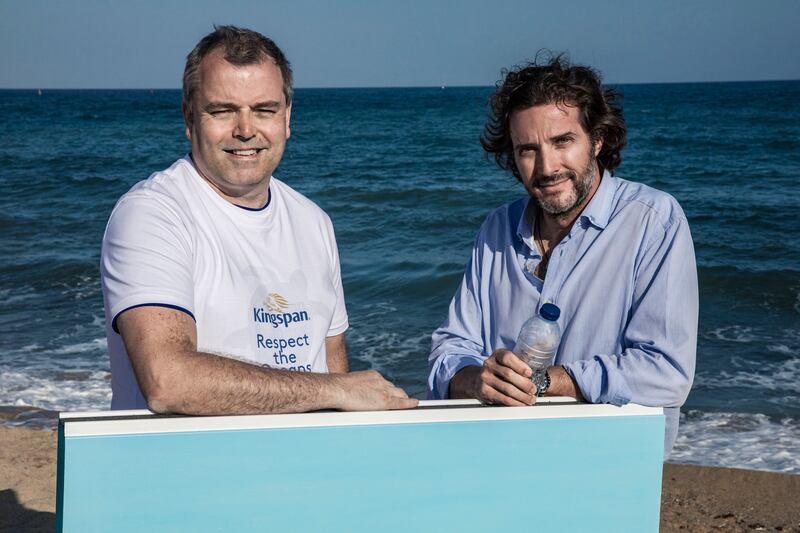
<box><xmin>532</xmin><ymin>153</ymin><xmax>599</xmax><ymax>218</ymax></box>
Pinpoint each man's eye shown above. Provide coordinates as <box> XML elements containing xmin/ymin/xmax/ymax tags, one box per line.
<box><xmin>255</xmin><ymin>108</ymin><xmax>277</xmax><ymax>115</ymax></box>
<box><xmin>209</xmin><ymin>110</ymin><xmax>232</xmax><ymax>116</ymax></box>
<box><xmin>554</xmin><ymin>137</ymin><xmax>573</xmax><ymax>146</ymax></box>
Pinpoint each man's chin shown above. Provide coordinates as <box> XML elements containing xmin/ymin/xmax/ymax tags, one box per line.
<box><xmin>531</xmin><ymin>190</ymin><xmax>576</xmax><ymax>215</ymax></box>
<box><xmin>227</xmin><ymin>175</ymin><xmax>272</xmax><ymax>191</ymax></box>
<box><xmin>200</xmin><ymin>167</ymin><xmax>272</xmax><ymax>196</ymax></box>
<box><xmin>222</xmin><ymin>165</ymin><xmax>273</xmax><ymax>184</ymax></box>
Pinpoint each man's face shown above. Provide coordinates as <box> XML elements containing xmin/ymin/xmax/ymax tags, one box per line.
<box><xmin>510</xmin><ymin>103</ymin><xmax>602</xmax><ymax>217</ymax></box>
<box><xmin>183</xmin><ymin>49</ymin><xmax>291</xmax><ymax>204</ymax></box>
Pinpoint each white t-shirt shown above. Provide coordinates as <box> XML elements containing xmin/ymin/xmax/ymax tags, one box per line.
<box><xmin>101</xmin><ymin>156</ymin><xmax>348</xmax><ymax>409</ymax></box>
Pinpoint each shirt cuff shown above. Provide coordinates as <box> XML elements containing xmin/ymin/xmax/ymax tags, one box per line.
<box><xmin>428</xmin><ymin>353</ymin><xmax>485</xmax><ymax>400</ymax></box>
<box><xmin>562</xmin><ymin>357</ymin><xmax>632</xmax><ymax>406</ymax></box>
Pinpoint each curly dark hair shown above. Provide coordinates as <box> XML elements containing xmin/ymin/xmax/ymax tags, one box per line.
<box><xmin>481</xmin><ymin>54</ymin><xmax>626</xmax><ymax>180</ymax></box>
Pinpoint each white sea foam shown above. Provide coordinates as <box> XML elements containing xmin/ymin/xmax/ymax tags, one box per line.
<box><xmin>2</xmin><ymin>337</ymin><xmax>108</xmax><ymax>362</ymax></box>
<box><xmin>703</xmin><ymin>325</ymin><xmax>757</xmax><ymax>343</ymax></box>
<box><xmin>694</xmin><ymin>356</ymin><xmax>800</xmax><ymax>394</ymax></box>
<box><xmin>65</xmin><ymin>275</ymin><xmax>101</xmax><ymax>301</ymax></box>
<box><xmin>767</xmin><ymin>344</ymin><xmax>795</xmax><ymax>355</ymax></box>
<box><xmin>700</xmin><ymin>325</ymin><xmax>799</xmax><ymax>361</ymax></box>
<box><xmin>347</xmin><ymin>300</ymin><xmax>429</xmax><ymax>373</ymax></box>
<box><xmin>670</xmin><ymin>410</ymin><xmax>800</xmax><ymax>474</ymax></box>
<box><xmin>354</xmin><ymin>301</ymin><xmax>399</xmax><ymax>321</ymax></box>
<box><xmin>349</xmin><ymin>330</ymin><xmax>431</xmax><ymax>372</ymax></box>
<box><xmin>0</xmin><ymin>367</ymin><xmax>111</xmax><ymax>413</ymax></box>
<box><xmin>0</xmin><ymin>286</ymin><xmax>37</xmax><ymax>305</ymax></box>
<box><xmin>49</xmin><ymin>337</ymin><xmax>107</xmax><ymax>355</ymax></box>
<box><xmin>17</xmin><ymin>343</ymin><xmax>43</xmax><ymax>353</ymax></box>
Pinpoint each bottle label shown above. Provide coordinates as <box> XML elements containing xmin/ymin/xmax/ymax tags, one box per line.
<box><xmin>513</xmin><ymin>342</ymin><xmax>555</xmax><ymax>370</ymax></box>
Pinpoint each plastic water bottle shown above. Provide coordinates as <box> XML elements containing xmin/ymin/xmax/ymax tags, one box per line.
<box><xmin>513</xmin><ymin>303</ymin><xmax>562</xmax><ymax>379</ymax></box>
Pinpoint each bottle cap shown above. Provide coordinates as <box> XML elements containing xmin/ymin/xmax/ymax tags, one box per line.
<box><xmin>539</xmin><ymin>303</ymin><xmax>560</xmax><ymax>321</ymax></box>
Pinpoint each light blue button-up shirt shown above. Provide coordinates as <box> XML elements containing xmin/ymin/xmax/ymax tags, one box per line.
<box><xmin>427</xmin><ymin>171</ymin><xmax>698</xmax><ymax>457</ymax></box>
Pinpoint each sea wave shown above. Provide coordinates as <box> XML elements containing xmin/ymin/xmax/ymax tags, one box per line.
<box><xmin>671</xmin><ymin>410</ymin><xmax>800</xmax><ymax>474</ymax></box>
<box><xmin>691</xmin><ymin>355</ymin><xmax>800</xmax><ymax>414</ymax></box>
<box><xmin>703</xmin><ymin>325</ymin><xmax>757</xmax><ymax>343</ymax></box>
<box><xmin>0</xmin><ymin>367</ymin><xmax>111</xmax><ymax>417</ymax></box>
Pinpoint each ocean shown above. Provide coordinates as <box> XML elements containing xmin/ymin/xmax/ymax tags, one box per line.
<box><xmin>1</xmin><ymin>82</ymin><xmax>798</xmax><ymax>473</ymax></box>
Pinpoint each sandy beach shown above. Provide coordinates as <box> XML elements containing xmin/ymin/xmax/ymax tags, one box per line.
<box><xmin>1</xmin><ymin>426</ymin><xmax>798</xmax><ymax>532</ymax></box>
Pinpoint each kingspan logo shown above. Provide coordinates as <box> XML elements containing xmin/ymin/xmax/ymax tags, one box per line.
<box><xmin>253</xmin><ymin>293</ymin><xmax>310</xmax><ymax>328</ymax></box>
<box><xmin>265</xmin><ymin>293</ymin><xmax>289</xmax><ymax>313</ymax></box>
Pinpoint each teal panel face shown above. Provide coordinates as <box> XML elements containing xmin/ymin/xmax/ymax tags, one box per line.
<box><xmin>60</xmin><ymin>415</ymin><xmax>663</xmax><ymax>532</ymax></box>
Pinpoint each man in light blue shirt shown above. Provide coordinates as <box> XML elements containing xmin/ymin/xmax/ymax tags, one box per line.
<box><xmin>427</xmin><ymin>56</ymin><xmax>697</xmax><ymax>457</ymax></box>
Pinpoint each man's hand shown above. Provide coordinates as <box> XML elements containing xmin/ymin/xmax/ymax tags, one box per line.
<box><xmin>449</xmin><ymin>349</ymin><xmax>536</xmax><ymax>406</ymax></box>
<box><xmin>332</xmin><ymin>370</ymin><xmax>419</xmax><ymax>411</ymax></box>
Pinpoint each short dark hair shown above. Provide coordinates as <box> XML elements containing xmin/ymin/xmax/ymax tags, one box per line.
<box><xmin>481</xmin><ymin>53</ymin><xmax>626</xmax><ymax>179</ymax></box>
<box><xmin>183</xmin><ymin>25</ymin><xmax>293</xmax><ymax>110</ymax></box>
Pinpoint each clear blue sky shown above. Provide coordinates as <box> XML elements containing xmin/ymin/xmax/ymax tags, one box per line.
<box><xmin>1</xmin><ymin>0</ymin><xmax>798</xmax><ymax>89</ymax></box>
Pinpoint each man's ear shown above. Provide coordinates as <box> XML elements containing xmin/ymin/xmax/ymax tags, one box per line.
<box><xmin>593</xmin><ymin>135</ymin><xmax>603</xmax><ymax>157</ymax></box>
<box><xmin>182</xmin><ymin>101</ymin><xmax>193</xmax><ymax>141</ymax></box>
<box><xmin>285</xmin><ymin>103</ymin><xmax>292</xmax><ymax>140</ymax></box>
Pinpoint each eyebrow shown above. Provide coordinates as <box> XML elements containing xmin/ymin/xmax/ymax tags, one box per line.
<box><xmin>252</xmin><ymin>101</ymin><xmax>282</xmax><ymax>110</ymax></box>
<box><xmin>203</xmin><ymin>102</ymin><xmax>237</xmax><ymax>113</ymax></box>
<box><xmin>203</xmin><ymin>100</ymin><xmax>283</xmax><ymax>112</ymax></box>
<box><xmin>513</xmin><ymin>130</ymin><xmax>577</xmax><ymax>150</ymax></box>
<box><xmin>551</xmin><ymin>131</ymin><xmax>576</xmax><ymax>143</ymax></box>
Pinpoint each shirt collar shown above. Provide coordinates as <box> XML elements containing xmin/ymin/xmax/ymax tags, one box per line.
<box><xmin>515</xmin><ymin>198</ymin><xmax>537</xmax><ymax>252</ymax></box>
<box><xmin>515</xmin><ymin>169</ymin><xmax>617</xmax><ymax>246</ymax></box>
<box><xmin>579</xmin><ymin>169</ymin><xmax>616</xmax><ymax>230</ymax></box>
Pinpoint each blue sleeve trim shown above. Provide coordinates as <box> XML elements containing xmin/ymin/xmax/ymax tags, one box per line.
<box><xmin>112</xmin><ymin>303</ymin><xmax>196</xmax><ymax>334</ymax></box>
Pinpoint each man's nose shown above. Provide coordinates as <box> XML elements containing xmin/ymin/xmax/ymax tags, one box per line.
<box><xmin>536</xmin><ymin>148</ymin><xmax>559</xmax><ymax>177</ymax></box>
<box><xmin>234</xmin><ymin>111</ymin><xmax>255</xmax><ymax>140</ymax></box>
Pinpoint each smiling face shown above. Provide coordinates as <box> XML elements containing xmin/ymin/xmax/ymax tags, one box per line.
<box><xmin>510</xmin><ymin>103</ymin><xmax>602</xmax><ymax>218</ymax></box>
<box><xmin>183</xmin><ymin>49</ymin><xmax>291</xmax><ymax>207</ymax></box>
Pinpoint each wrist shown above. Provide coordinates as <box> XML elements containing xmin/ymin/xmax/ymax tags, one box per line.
<box><xmin>532</xmin><ymin>368</ymin><xmax>551</xmax><ymax>396</ymax></box>
<box><xmin>547</xmin><ymin>365</ymin><xmax>584</xmax><ymax>400</ymax></box>
<box><xmin>321</xmin><ymin>373</ymin><xmax>349</xmax><ymax>410</ymax></box>
<box><xmin>448</xmin><ymin>365</ymin><xmax>481</xmax><ymax>399</ymax></box>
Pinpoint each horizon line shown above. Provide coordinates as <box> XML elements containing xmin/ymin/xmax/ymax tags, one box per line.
<box><xmin>2</xmin><ymin>77</ymin><xmax>799</xmax><ymax>92</ymax></box>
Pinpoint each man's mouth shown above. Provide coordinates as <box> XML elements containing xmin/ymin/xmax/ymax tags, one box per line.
<box><xmin>224</xmin><ymin>148</ymin><xmax>264</xmax><ymax>157</ymax></box>
<box><xmin>536</xmin><ymin>172</ymin><xmax>575</xmax><ymax>190</ymax></box>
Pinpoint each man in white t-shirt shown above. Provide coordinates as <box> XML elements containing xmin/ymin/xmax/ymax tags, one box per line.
<box><xmin>101</xmin><ymin>25</ymin><xmax>417</xmax><ymax>414</ymax></box>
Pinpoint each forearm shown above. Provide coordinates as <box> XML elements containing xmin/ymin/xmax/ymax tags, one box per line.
<box><xmin>120</xmin><ymin>306</ymin><xmax>417</xmax><ymax>415</ymax></box>
<box><xmin>142</xmin><ymin>348</ymin><xmax>347</xmax><ymax>415</ymax></box>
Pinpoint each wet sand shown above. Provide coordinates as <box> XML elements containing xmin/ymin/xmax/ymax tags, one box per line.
<box><xmin>1</xmin><ymin>427</ymin><xmax>798</xmax><ymax>532</ymax></box>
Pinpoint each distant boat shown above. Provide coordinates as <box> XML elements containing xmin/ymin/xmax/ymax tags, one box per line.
<box><xmin>37</xmin><ymin>89</ymin><xmax>42</xmax><ymax>96</ymax></box>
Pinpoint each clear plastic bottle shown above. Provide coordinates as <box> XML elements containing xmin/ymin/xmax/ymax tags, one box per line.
<box><xmin>513</xmin><ymin>303</ymin><xmax>562</xmax><ymax>385</ymax></box>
